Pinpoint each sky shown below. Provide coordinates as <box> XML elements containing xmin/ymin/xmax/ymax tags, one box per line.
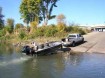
<box><xmin>0</xmin><ymin>0</ymin><xmax>105</xmax><ymax>25</ymax></box>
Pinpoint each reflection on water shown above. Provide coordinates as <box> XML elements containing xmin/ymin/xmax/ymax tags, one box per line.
<box><xmin>0</xmin><ymin>44</ymin><xmax>105</xmax><ymax>78</ymax></box>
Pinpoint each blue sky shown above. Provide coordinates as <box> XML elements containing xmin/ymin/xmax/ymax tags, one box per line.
<box><xmin>0</xmin><ymin>0</ymin><xmax>105</xmax><ymax>25</ymax></box>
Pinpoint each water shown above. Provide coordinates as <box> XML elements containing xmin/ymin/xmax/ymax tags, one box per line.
<box><xmin>0</xmin><ymin>44</ymin><xmax>105</xmax><ymax>78</ymax></box>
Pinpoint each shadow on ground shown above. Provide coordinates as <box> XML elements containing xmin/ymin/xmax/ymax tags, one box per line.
<box><xmin>72</xmin><ymin>41</ymin><xmax>87</xmax><ymax>47</ymax></box>
<box><xmin>61</xmin><ymin>47</ymin><xmax>71</xmax><ymax>52</ymax></box>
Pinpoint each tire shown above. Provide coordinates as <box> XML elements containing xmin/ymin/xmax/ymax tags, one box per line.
<box><xmin>82</xmin><ymin>38</ymin><xmax>84</xmax><ymax>43</ymax></box>
<box><xmin>72</xmin><ymin>41</ymin><xmax>75</xmax><ymax>47</ymax></box>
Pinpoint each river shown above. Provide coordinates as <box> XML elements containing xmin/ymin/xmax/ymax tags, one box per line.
<box><xmin>0</xmin><ymin>44</ymin><xmax>105</xmax><ymax>78</ymax></box>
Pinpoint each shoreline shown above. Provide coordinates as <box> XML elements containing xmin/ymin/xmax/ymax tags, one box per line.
<box><xmin>2</xmin><ymin>32</ymin><xmax>102</xmax><ymax>54</ymax></box>
<box><xmin>9</xmin><ymin>37</ymin><xmax>63</xmax><ymax>47</ymax></box>
<box><xmin>0</xmin><ymin>32</ymin><xmax>91</xmax><ymax>46</ymax></box>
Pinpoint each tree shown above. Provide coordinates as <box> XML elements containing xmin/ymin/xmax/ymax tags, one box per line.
<box><xmin>6</xmin><ymin>18</ymin><xmax>14</xmax><ymax>33</ymax></box>
<box><xmin>56</xmin><ymin>14</ymin><xmax>66</xmax><ymax>24</ymax></box>
<box><xmin>20</xmin><ymin>0</ymin><xmax>59</xmax><ymax>25</ymax></box>
<box><xmin>30</xmin><ymin>21</ymin><xmax>38</xmax><ymax>33</ymax></box>
<box><xmin>0</xmin><ymin>7</ymin><xmax>4</xmax><ymax>29</ymax></box>
<box><xmin>40</xmin><ymin>0</ymin><xmax>59</xmax><ymax>25</ymax></box>
<box><xmin>20</xmin><ymin>0</ymin><xmax>41</xmax><ymax>25</ymax></box>
<box><xmin>15</xmin><ymin>23</ymin><xmax>24</xmax><ymax>30</ymax></box>
<box><xmin>56</xmin><ymin>14</ymin><xmax>66</xmax><ymax>32</ymax></box>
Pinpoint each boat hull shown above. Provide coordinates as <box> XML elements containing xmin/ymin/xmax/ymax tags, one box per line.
<box><xmin>22</xmin><ymin>42</ymin><xmax>62</xmax><ymax>55</ymax></box>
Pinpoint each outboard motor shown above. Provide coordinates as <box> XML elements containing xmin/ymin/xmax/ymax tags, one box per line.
<box><xmin>22</xmin><ymin>46</ymin><xmax>30</xmax><ymax>55</ymax></box>
<box><xmin>30</xmin><ymin>47</ymin><xmax>35</xmax><ymax>56</ymax></box>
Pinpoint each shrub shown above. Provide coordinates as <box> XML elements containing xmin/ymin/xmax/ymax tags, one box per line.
<box><xmin>15</xmin><ymin>23</ymin><xmax>24</xmax><ymax>29</ymax></box>
<box><xmin>45</xmin><ymin>27</ymin><xmax>58</xmax><ymax>37</ymax></box>
<box><xmin>18</xmin><ymin>31</ymin><xmax>26</xmax><ymax>39</ymax></box>
<box><xmin>83</xmin><ymin>29</ymin><xmax>91</xmax><ymax>33</ymax></box>
<box><xmin>0</xmin><ymin>29</ymin><xmax>6</xmax><ymax>37</ymax></box>
<box><xmin>30</xmin><ymin>21</ymin><xmax>38</xmax><ymax>33</ymax></box>
<box><xmin>65</xmin><ymin>26</ymin><xmax>73</xmax><ymax>32</ymax></box>
<box><xmin>34</xmin><ymin>27</ymin><xmax>45</xmax><ymax>37</ymax></box>
<box><xmin>78</xmin><ymin>29</ymin><xmax>86</xmax><ymax>35</ymax></box>
<box><xmin>5</xmin><ymin>26</ymin><xmax>12</xmax><ymax>33</ymax></box>
<box><xmin>55</xmin><ymin>31</ymin><xmax>67</xmax><ymax>38</ymax></box>
<box><xmin>57</xmin><ymin>23</ymin><xmax>66</xmax><ymax>32</ymax></box>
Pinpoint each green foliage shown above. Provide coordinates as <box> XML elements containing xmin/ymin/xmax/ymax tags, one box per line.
<box><xmin>20</xmin><ymin>0</ymin><xmax>41</xmax><ymax>24</ymax></box>
<box><xmin>78</xmin><ymin>28</ymin><xmax>86</xmax><ymax>35</ymax></box>
<box><xmin>25</xmin><ymin>24</ymin><xmax>88</xmax><ymax>39</ymax></box>
<box><xmin>57</xmin><ymin>23</ymin><xmax>66</xmax><ymax>32</ymax></box>
<box><xmin>0</xmin><ymin>29</ymin><xmax>6</xmax><ymax>37</ymax></box>
<box><xmin>15</xmin><ymin>23</ymin><xmax>24</xmax><ymax>29</ymax></box>
<box><xmin>72</xmin><ymin>26</ymin><xmax>81</xmax><ymax>33</ymax></box>
<box><xmin>30</xmin><ymin>21</ymin><xmax>38</xmax><ymax>33</ymax></box>
<box><xmin>5</xmin><ymin>26</ymin><xmax>12</xmax><ymax>33</ymax></box>
<box><xmin>0</xmin><ymin>20</ymin><xmax>90</xmax><ymax>41</ymax></box>
<box><xmin>45</xmin><ymin>26</ymin><xmax>58</xmax><ymax>37</ymax></box>
<box><xmin>56</xmin><ymin>14</ymin><xmax>66</xmax><ymax>32</ymax></box>
<box><xmin>0</xmin><ymin>19</ymin><xmax>4</xmax><ymax>29</ymax></box>
<box><xmin>35</xmin><ymin>27</ymin><xmax>45</xmax><ymax>37</ymax></box>
<box><xmin>18</xmin><ymin>31</ymin><xmax>26</xmax><ymax>39</ymax></box>
<box><xmin>6</xmin><ymin>18</ymin><xmax>14</xmax><ymax>33</ymax></box>
<box><xmin>19</xmin><ymin>0</ymin><xmax>59</xmax><ymax>25</ymax></box>
<box><xmin>66</xmin><ymin>26</ymin><xmax>86</xmax><ymax>35</ymax></box>
<box><xmin>55</xmin><ymin>31</ymin><xmax>67</xmax><ymax>38</ymax></box>
<box><xmin>0</xmin><ymin>7</ymin><xmax>4</xmax><ymax>29</ymax></box>
<box><xmin>83</xmin><ymin>29</ymin><xmax>91</xmax><ymax>33</ymax></box>
<box><xmin>65</xmin><ymin>26</ymin><xmax>73</xmax><ymax>32</ymax></box>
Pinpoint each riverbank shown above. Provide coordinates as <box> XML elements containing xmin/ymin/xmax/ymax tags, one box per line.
<box><xmin>6</xmin><ymin>32</ymin><xmax>91</xmax><ymax>47</ymax></box>
<box><xmin>12</xmin><ymin>31</ymin><xmax>93</xmax><ymax>47</ymax></box>
<box><xmin>10</xmin><ymin>36</ymin><xmax>63</xmax><ymax>47</ymax></box>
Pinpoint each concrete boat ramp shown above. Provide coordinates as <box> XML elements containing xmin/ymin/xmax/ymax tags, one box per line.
<box><xmin>71</xmin><ymin>32</ymin><xmax>105</xmax><ymax>53</ymax></box>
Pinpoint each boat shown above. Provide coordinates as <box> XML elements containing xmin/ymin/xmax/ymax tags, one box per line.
<box><xmin>22</xmin><ymin>41</ymin><xmax>62</xmax><ymax>55</ymax></box>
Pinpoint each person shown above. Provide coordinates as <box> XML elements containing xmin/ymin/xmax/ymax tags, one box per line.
<box><xmin>45</xmin><ymin>40</ymin><xmax>49</xmax><ymax>47</ymax></box>
<box><xmin>31</xmin><ymin>42</ymin><xmax>38</xmax><ymax>51</ymax></box>
<box><xmin>31</xmin><ymin>42</ymin><xmax>36</xmax><ymax>46</ymax></box>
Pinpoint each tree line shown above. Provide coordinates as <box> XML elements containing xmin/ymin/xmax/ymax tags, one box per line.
<box><xmin>0</xmin><ymin>0</ymin><xmax>90</xmax><ymax>41</ymax></box>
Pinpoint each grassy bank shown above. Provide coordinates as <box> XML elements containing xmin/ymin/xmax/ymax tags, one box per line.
<box><xmin>0</xmin><ymin>25</ymin><xmax>91</xmax><ymax>44</ymax></box>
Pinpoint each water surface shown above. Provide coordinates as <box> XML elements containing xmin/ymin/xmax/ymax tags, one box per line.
<box><xmin>0</xmin><ymin>44</ymin><xmax>105</xmax><ymax>78</ymax></box>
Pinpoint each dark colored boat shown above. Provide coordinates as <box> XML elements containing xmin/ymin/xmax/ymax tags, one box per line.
<box><xmin>22</xmin><ymin>41</ymin><xmax>62</xmax><ymax>55</ymax></box>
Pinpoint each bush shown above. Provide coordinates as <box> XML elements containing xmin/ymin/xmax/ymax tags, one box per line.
<box><xmin>18</xmin><ymin>31</ymin><xmax>26</xmax><ymax>39</ymax></box>
<box><xmin>65</xmin><ymin>26</ymin><xmax>73</xmax><ymax>32</ymax></box>
<box><xmin>55</xmin><ymin>31</ymin><xmax>67</xmax><ymax>38</ymax></box>
<box><xmin>83</xmin><ymin>29</ymin><xmax>91</xmax><ymax>33</ymax></box>
<box><xmin>0</xmin><ymin>29</ymin><xmax>6</xmax><ymax>37</ymax></box>
<box><xmin>78</xmin><ymin>29</ymin><xmax>86</xmax><ymax>35</ymax></box>
<box><xmin>45</xmin><ymin>27</ymin><xmax>58</xmax><ymax>37</ymax></box>
<box><xmin>57</xmin><ymin>23</ymin><xmax>66</xmax><ymax>32</ymax></box>
<box><xmin>34</xmin><ymin>27</ymin><xmax>45</xmax><ymax>37</ymax></box>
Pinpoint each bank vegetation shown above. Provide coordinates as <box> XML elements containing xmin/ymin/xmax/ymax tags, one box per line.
<box><xmin>0</xmin><ymin>15</ymin><xmax>90</xmax><ymax>43</ymax></box>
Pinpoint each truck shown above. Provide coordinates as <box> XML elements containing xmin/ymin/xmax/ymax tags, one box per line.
<box><xmin>61</xmin><ymin>33</ymin><xmax>84</xmax><ymax>47</ymax></box>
